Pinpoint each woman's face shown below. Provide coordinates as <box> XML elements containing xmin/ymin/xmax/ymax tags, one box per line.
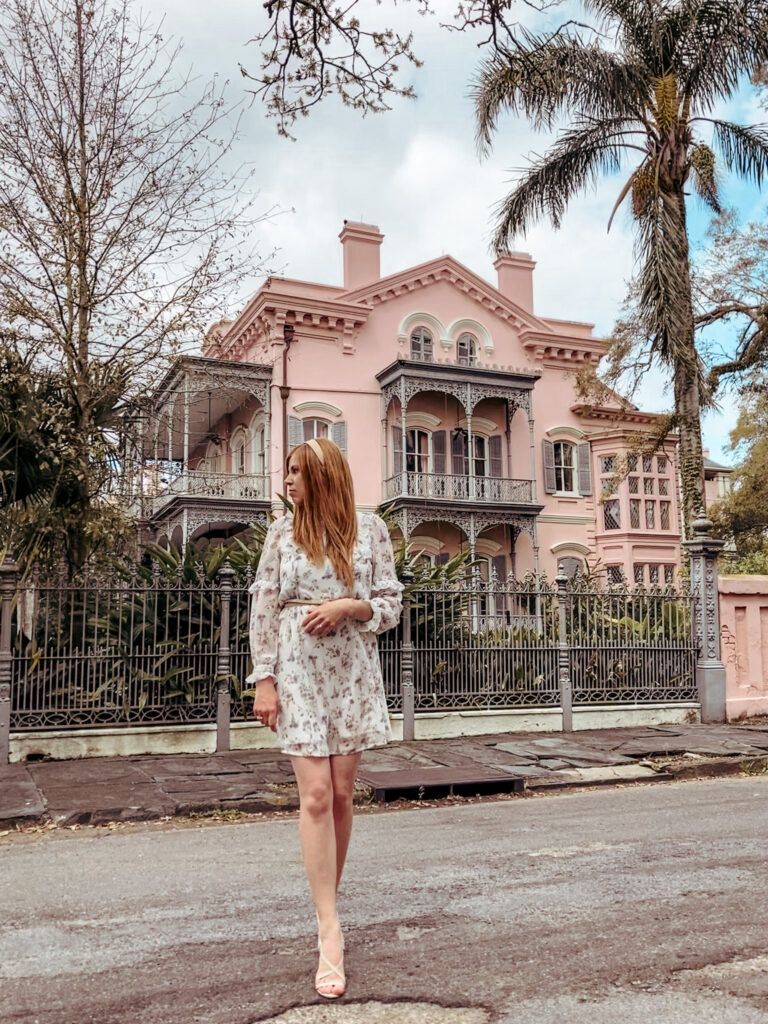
<box><xmin>285</xmin><ymin>456</ymin><xmax>306</xmax><ymax>505</ymax></box>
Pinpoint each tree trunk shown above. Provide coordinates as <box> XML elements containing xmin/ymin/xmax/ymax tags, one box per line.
<box><xmin>669</xmin><ymin>188</ymin><xmax>704</xmax><ymax>539</ymax></box>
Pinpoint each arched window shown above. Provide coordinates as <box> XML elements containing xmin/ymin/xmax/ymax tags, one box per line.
<box><xmin>303</xmin><ymin>418</ymin><xmax>329</xmax><ymax>441</ymax></box>
<box><xmin>231</xmin><ymin>428</ymin><xmax>248</xmax><ymax>475</ymax></box>
<box><xmin>457</xmin><ymin>333</ymin><xmax>477</xmax><ymax>366</ymax></box>
<box><xmin>554</xmin><ymin>441</ymin><xmax>576</xmax><ymax>493</ymax></box>
<box><xmin>410</xmin><ymin>326</ymin><xmax>433</xmax><ymax>362</ymax></box>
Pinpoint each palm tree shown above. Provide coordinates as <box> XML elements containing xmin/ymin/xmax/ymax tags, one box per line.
<box><xmin>473</xmin><ymin>0</ymin><xmax>768</xmax><ymax>535</ymax></box>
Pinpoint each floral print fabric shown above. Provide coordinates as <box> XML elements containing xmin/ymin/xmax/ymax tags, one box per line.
<box><xmin>247</xmin><ymin>512</ymin><xmax>403</xmax><ymax>756</ymax></box>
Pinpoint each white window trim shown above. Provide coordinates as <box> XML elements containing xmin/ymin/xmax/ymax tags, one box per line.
<box><xmin>552</xmin><ymin>439</ymin><xmax>579</xmax><ymax>497</ymax></box>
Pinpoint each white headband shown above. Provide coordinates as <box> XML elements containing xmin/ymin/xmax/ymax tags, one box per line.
<box><xmin>306</xmin><ymin>438</ymin><xmax>325</xmax><ymax>465</ymax></box>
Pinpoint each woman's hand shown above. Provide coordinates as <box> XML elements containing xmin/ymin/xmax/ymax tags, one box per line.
<box><xmin>302</xmin><ymin>598</ymin><xmax>371</xmax><ymax>637</ymax></box>
<box><xmin>252</xmin><ymin>678</ymin><xmax>280</xmax><ymax>731</ymax></box>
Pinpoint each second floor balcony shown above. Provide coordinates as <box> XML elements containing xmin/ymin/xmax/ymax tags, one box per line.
<box><xmin>383</xmin><ymin>471</ymin><xmax>534</xmax><ymax>505</ymax></box>
<box><xmin>148</xmin><ymin>470</ymin><xmax>269</xmax><ymax>516</ymax></box>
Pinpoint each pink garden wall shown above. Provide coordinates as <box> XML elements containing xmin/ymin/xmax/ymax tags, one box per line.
<box><xmin>719</xmin><ymin>576</ymin><xmax>768</xmax><ymax>720</ymax></box>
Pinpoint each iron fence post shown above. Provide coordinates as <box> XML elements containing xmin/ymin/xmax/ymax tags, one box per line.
<box><xmin>401</xmin><ymin>572</ymin><xmax>415</xmax><ymax>742</ymax></box>
<box><xmin>556</xmin><ymin>569</ymin><xmax>573</xmax><ymax>732</ymax></box>
<box><xmin>215</xmin><ymin>558</ymin><xmax>237</xmax><ymax>752</ymax></box>
<box><xmin>0</xmin><ymin>555</ymin><xmax>18</xmax><ymax>765</ymax></box>
<box><xmin>683</xmin><ymin>511</ymin><xmax>727</xmax><ymax>723</ymax></box>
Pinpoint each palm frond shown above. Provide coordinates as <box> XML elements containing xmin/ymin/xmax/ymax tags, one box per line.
<box><xmin>710</xmin><ymin>120</ymin><xmax>768</xmax><ymax>186</ymax></box>
<box><xmin>473</xmin><ymin>33</ymin><xmax>646</xmax><ymax>152</ymax></box>
<box><xmin>491</xmin><ymin>120</ymin><xmax>629</xmax><ymax>250</ymax></box>
<box><xmin>675</xmin><ymin>0</ymin><xmax>768</xmax><ymax>108</ymax></box>
<box><xmin>689</xmin><ymin>143</ymin><xmax>722</xmax><ymax>213</ymax></box>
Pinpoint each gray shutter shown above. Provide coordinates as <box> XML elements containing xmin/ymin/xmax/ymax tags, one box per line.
<box><xmin>542</xmin><ymin>439</ymin><xmax>556</xmax><ymax>494</ymax></box>
<box><xmin>331</xmin><ymin>420</ymin><xmax>347</xmax><ymax>454</ymax></box>
<box><xmin>451</xmin><ymin>430</ymin><xmax>468</xmax><ymax>475</ymax></box>
<box><xmin>489</xmin><ymin>435</ymin><xmax>503</xmax><ymax>477</ymax></box>
<box><xmin>492</xmin><ymin>554</ymin><xmax>508</xmax><ymax>615</ymax></box>
<box><xmin>287</xmin><ymin>416</ymin><xmax>303</xmax><ymax>450</ymax></box>
<box><xmin>577</xmin><ymin>442</ymin><xmax>592</xmax><ymax>495</ymax></box>
<box><xmin>432</xmin><ymin>430</ymin><xmax>446</xmax><ymax>474</ymax></box>
<box><xmin>391</xmin><ymin>425</ymin><xmax>402</xmax><ymax>475</ymax></box>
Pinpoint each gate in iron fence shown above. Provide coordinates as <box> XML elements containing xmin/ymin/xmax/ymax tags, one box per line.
<box><xmin>0</xmin><ymin>558</ymin><xmax>698</xmax><ymax>761</ymax></box>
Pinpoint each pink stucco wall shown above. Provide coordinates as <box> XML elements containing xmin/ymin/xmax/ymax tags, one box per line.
<box><xmin>719</xmin><ymin>575</ymin><xmax>768</xmax><ymax>720</ymax></box>
<box><xmin>193</xmin><ymin>221</ymin><xmax>695</xmax><ymax>579</ymax></box>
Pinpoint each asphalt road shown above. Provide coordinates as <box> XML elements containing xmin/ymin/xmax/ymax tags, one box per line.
<box><xmin>1</xmin><ymin>777</ymin><xmax>767</xmax><ymax>1024</ymax></box>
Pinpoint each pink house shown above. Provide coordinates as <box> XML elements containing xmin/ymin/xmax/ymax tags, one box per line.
<box><xmin>136</xmin><ymin>222</ymin><xmax>687</xmax><ymax>583</ymax></box>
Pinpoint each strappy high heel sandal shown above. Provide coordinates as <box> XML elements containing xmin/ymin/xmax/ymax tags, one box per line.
<box><xmin>315</xmin><ymin>921</ymin><xmax>345</xmax><ymax>999</ymax></box>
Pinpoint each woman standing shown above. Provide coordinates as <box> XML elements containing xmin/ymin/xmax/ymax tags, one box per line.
<box><xmin>248</xmin><ymin>436</ymin><xmax>402</xmax><ymax>999</ymax></box>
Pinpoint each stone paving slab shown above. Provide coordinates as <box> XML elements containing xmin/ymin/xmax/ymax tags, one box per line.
<box><xmin>1</xmin><ymin>722</ymin><xmax>767</xmax><ymax>828</ymax></box>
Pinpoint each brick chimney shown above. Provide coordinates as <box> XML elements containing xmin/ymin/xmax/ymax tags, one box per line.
<box><xmin>494</xmin><ymin>251</ymin><xmax>536</xmax><ymax>313</ymax></box>
<box><xmin>339</xmin><ymin>221</ymin><xmax>383</xmax><ymax>291</ymax></box>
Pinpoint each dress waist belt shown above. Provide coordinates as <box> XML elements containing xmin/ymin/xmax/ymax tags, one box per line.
<box><xmin>281</xmin><ymin>598</ymin><xmax>326</xmax><ymax>607</ymax></box>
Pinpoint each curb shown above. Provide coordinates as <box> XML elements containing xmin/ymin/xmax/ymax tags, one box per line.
<box><xmin>2</xmin><ymin>754</ymin><xmax>765</xmax><ymax>831</ymax></box>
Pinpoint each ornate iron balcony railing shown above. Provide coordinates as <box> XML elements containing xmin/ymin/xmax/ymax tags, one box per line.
<box><xmin>151</xmin><ymin>471</ymin><xmax>268</xmax><ymax>511</ymax></box>
<box><xmin>383</xmin><ymin>472</ymin><xmax>533</xmax><ymax>503</ymax></box>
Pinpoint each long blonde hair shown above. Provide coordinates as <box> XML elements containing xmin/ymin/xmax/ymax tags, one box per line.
<box><xmin>288</xmin><ymin>437</ymin><xmax>357</xmax><ymax>589</ymax></box>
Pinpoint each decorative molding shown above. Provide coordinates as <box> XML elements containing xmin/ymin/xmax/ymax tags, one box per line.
<box><xmin>550</xmin><ymin>541</ymin><xmax>591</xmax><ymax>556</ymax></box>
<box><xmin>405</xmin><ymin>534</ymin><xmax>443</xmax><ymax>554</ymax></box>
<box><xmin>396</xmin><ymin>311</ymin><xmax>450</xmax><ymax>349</ymax></box>
<box><xmin>292</xmin><ymin>400</ymin><xmax>343</xmax><ymax>418</ymax></box>
<box><xmin>545</xmin><ymin>425</ymin><xmax>586</xmax><ymax>440</ymax></box>
<box><xmin>457</xmin><ymin>415</ymin><xmax>497</xmax><ymax>434</ymax></box>
<box><xmin>447</xmin><ymin>317</ymin><xmax>494</xmax><ymax>354</ymax></box>
<box><xmin>387</xmin><ymin>506</ymin><xmax>537</xmax><ymax>546</ymax></box>
<box><xmin>406</xmin><ymin>411</ymin><xmax>442</xmax><ymax>430</ymax></box>
<box><xmin>537</xmin><ymin>514</ymin><xmax>593</xmax><ymax>525</ymax></box>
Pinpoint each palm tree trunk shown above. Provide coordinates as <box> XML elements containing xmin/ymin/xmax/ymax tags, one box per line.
<box><xmin>669</xmin><ymin>188</ymin><xmax>704</xmax><ymax>539</ymax></box>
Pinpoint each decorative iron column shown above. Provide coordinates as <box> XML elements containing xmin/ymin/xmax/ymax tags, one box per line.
<box><xmin>683</xmin><ymin>511</ymin><xmax>727</xmax><ymax>723</ymax></box>
<box><xmin>215</xmin><ymin>559</ymin><xmax>237</xmax><ymax>752</ymax></box>
<box><xmin>400</xmin><ymin>570</ymin><xmax>415</xmax><ymax>741</ymax></box>
<box><xmin>0</xmin><ymin>556</ymin><xmax>18</xmax><ymax>765</ymax></box>
<box><xmin>556</xmin><ymin>568</ymin><xmax>573</xmax><ymax>732</ymax></box>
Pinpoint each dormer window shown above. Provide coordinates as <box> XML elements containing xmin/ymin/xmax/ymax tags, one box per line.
<box><xmin>457</xmin><ymin>333</ymin><xmax>477</xmax><ymax>366</ymax></box>
<box><xmin>410</xmin><ymin>326</ymin><xmax>433</xmax><ymax>362</ymax></box>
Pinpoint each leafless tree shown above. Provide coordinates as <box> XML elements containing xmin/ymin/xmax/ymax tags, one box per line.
<box><xmin>0</xmin><ymin>0</ymin><xmax>273</xmax><ymax>567</ymax></box>
<box><xmin>243</xmin><ymin>0</ymin><xmax>562</xmax><ymax>136</ymax></box>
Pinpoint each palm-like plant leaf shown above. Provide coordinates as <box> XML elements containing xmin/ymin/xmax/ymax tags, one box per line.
<box><xmin>492</xmin><ymin>119</ymin><xmax>629</xmax><ymax>248</ymax></box>
<box><xmin>710</xmin><ymin>120</ymin><xmax>768</xmax><ymax>185</ymax></box>
<box><xmin>474</xmin><ymin>35</ymin><xmax>646</xmax><ymax>149</ymax></box>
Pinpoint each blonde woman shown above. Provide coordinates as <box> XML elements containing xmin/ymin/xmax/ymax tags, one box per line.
<box><xmin>248</xmin><ymin>436</ymin><xmax>402</xmax><ymax>999</ymax></box>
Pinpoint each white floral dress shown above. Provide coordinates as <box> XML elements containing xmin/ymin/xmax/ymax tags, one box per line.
<box><xmin>247</xmin><ymin>512</ymin><xmax>403</xmax><ymax>757</ymax></box>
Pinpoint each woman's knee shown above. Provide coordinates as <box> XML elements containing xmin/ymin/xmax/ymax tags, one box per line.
<box><xmin>332</xmin><ymin>778</ymin><xmax>356</xmax><ymax>811</ymax></box>
<box><xmin>300</xmin><ymin>781</ymin><xmax>333</xmax><ymax>819</ymax></box>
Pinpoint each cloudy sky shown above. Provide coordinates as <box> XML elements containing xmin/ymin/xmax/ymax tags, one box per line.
<box><xmin>158</xmin><ymin>0</ymin><xmax>767</xmax><ymax>462</ymax></box>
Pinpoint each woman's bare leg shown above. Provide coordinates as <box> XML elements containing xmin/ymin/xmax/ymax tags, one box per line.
<box><xmin>290</xmin><ymin>755</ymin><xmax>344</xmax><ymax>995</ymax></box>
<box><xmin>330</xmin><ymin>752</ymin><xmax>362</xmax><ymax>891</ymax></box>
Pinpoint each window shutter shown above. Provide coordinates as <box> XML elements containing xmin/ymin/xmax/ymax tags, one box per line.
<box><xmin>432</xmin><ymin>430</ymin><xmax>446</xmax><ymax>474</ymax></box>
<box><xmin>287</xmin><ymin>416</ymin><xmax>303</xmax><ymax>450</ymax></box>
<box><xmin>489</xmin><ymin>435</ymin><xmax>503</xmax><ymax>478</ymax></box>
<box><xmin>451</xmin><ymin>430</ymin><xmax>468</xmax><ymax>475</ymax></box>
<box><xmin>391</xmin><ymin>425</ymin><xmax>403</xmax><ymax>475</ymax></box>
<box><xmin>435</xmin><ymin>552</ymin><xmax>450</xmax><ymax>566</ymax></box>
<box><xmin>331</xmin><ymin>420</ymin><xmax>348</xmax><ymax>454</ymax></box>
<box><xmin>577</xmin><ymin>442</ymin><xmax>592</xmax><ymax>495</ymax></box>
<box><xmin>492</xmin><ymin>554</ymin><xmax>508</xmax><ymax>614</ymax></box>
<box><xmin>542</xmin><ymin>439</ymin><xmax>556</xmax><ymax>493</ymax></box>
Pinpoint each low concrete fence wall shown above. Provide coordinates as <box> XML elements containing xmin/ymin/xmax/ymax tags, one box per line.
<box><xmin>719</xmin><ymin>575</ymin><xmax>768</xmax><ymax>720</ymax></box>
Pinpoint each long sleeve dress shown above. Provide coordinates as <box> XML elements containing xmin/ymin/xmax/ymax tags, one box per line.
<box><xmin>247</xmin><ymin>511</ymin><xmax>403</xmax><ymax>757</ymax></box>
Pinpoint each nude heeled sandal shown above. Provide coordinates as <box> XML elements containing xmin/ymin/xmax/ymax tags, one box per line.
<box><xmin>315</xmin><ymin>920</ymin><xmax>346</xmax><ymax>999</ymax></box>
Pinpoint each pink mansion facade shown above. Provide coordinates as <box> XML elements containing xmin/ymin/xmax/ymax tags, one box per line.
<box><xmin>137</xmin><ymin>221</ymin><xmax>718</xmax><ymax>586</ymax></box>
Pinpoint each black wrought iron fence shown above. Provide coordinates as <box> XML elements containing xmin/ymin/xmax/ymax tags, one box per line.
<box><xmin>1</xmin><ymin>558</ymin><xmax>698</xmax><ymax>756</ymax></box>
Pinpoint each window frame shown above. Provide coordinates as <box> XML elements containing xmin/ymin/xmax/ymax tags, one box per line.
<box><xmin>553</xmin><ymin>440</ymin><xmax>577</xmax><ymax>494</ymax></box>
<box><xmin>410</xmin><ymin>326</ymin><xmax>434</xmax><ymax>362</ymax></box>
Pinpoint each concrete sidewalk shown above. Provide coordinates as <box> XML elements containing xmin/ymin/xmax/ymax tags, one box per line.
<box><xmin>2</xmin><ymin>722</ymin><xmax>768</xmax><ymax>829</ymax></box>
